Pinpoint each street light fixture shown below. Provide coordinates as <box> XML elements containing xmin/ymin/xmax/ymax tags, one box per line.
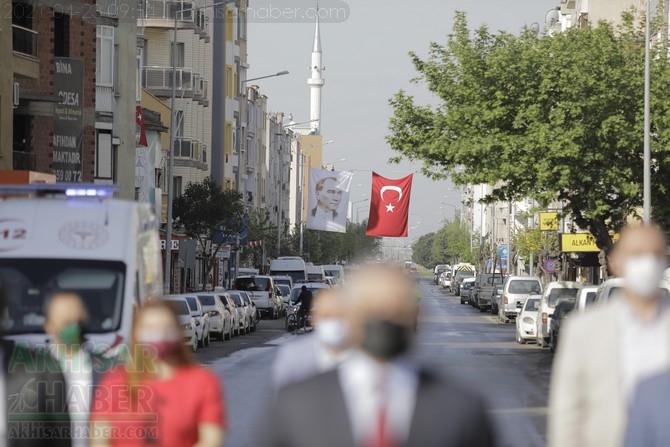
<box><xmin>164</xmin><ymin>0</ymin><xmax>235</xmax><ymax>294</ymax></box>
<box><xmin>243</xmin><ymin>70</ymin><xmax>289</xmax><ymax>85</ymax></box>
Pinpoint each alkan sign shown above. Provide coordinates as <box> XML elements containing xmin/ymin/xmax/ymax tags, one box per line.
<box><xmin>52</xmin><ymin>57</ymin><xmax>84</xmax><ymax>183</ymax></box>
<box><xmin>560</xmin><ymin>233</ymin><xmax>620</xmax><ymax>253</ymax></box>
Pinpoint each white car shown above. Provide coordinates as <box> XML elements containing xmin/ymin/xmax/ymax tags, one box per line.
<box><xmin>536</xmin><ymin>282</ymin><xmax>582</xmax><ymax>347</ymax></box>
<box><xmin>182</xmin><ymin>295</ymin><xmax>211</xmax><ymax>348</ymax></box>
<box><xmin>228</xmin><ymin>291</ymin><xmax>251</xmax><ymax>335</ymax></box>
<box><xmin>439</xmin><ymin>271</ymin><xmax>452</xmax><ymax>289</ymax></box>
<box><xmin>196</xmin><ymin>293</ymin><xmax>233</xmax><ymax>341</ymax></box>
<box><xmin>163</xmin><ymin>296</ymin><xmax>198</xmax><ymax>352</ymax></box>
<box><xmin>516</xmin><ymin>295</ymin><xmax>541</xmax><ymax>344</ymax></box>
<box><xmin>573</xmin><ymin>286</ymin><xmax>598</xmax><ymax>313</ymax></box>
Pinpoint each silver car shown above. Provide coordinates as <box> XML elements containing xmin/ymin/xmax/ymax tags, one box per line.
<box><xmin>228</xmin><ymin>291</ymin><xmax>251</xmax><ymax>335</ymax></box>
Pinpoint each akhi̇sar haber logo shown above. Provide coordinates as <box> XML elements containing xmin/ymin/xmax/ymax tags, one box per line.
<box><xmin>58</xmin><ymin>221</ymin><xmax>109</xmax><ymax>250</ymax></box>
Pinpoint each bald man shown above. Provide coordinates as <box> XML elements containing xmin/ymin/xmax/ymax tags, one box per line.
<box><xmin>272</xmin><ymin>289</ymin><xmax>352</xmax><ymax>392</ymax></box>
<box><xmin>44</xmin><ymin>292</ymin><xmax>114</xmax><ymax>447</ymax></box>
<box><xmin>549</xmin><ymin>224</ymin><xmax>670</xmax><ymax>447</ymax></box>
<box><xmin>260</xmin><ymin>266</ymin><xmax>496</xmax><ymax>447</ymax></box>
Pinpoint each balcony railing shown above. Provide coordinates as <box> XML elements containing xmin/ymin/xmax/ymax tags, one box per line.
<box><xmin>143</xmin><ymin>67</ymin><xmax>206</xmax><ymax>98</ymax></box>
<box><xmin>12</xmin><ymin>25</ymin><xmax>38</xmax><ymax>59</ymax></box>
<box><xmin>13</xmin><ymin>150</ymin><xmax>36</xmax><ymax>171</ymax></box>
<box><xmin>142</xmin><ymin>0</ymin><xmax>209</xmax><ymax>36</ymax></box>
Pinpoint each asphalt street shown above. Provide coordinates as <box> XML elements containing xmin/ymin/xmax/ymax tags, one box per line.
<box><xmin>200</xmin><ymin>279</ymin><xmax>553</xmax><ymax>447</ymax></box>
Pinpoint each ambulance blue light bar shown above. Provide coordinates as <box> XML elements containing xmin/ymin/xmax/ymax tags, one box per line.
<box><xmin>0</xmin><ymin>183</ymin><xmax>118</xmax><ymax>197</ymax></box>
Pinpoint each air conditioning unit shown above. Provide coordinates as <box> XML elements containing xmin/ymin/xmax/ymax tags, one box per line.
<box><xmin>13</xmin><ymin>82</ymin><xmax>20</xmax><ymax>107</ymax></box>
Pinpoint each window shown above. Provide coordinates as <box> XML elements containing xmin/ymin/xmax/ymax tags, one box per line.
<box><xmin>226</xmin><ymin>6</ymin><xmax>233</xmax><ymax>41</ymax></box>
<box><xmin>238</xmin><ymin>10</ymin><xmax>246</xmax><ymax>39</ymax></box>
<box><xmin>225</xmin><ymin>65</ymin><xmax>233</xmax><ymax>98</ymax></box>
<box><xmin>96</xmin><ymin>26</ymin><xmax>114</xmax><ymax>87</ymax></box>
<box><xmin>173</xmin><ymin>176</ymin><xmax>183</xmax><ymax>197</ymax></box>
<box><xmin>508</xmin><ymin>280</ymin><xmax>542</xmax><ymax>294</ymax></box>
<box><xmin>525</xmin><ymin>298</ymin><xmax>540</xmax><ymax>311</ymax></box>
<box><xmin>96</xmin><ymin>131</ymin><xmax>114</xmax><ymax>179</ymax></box>
<box><xmin>170</xmin><ymin>42</ymin><xmax>185</xmax><ymax>68</ymax></box>
<box><xmin>136</xmin><ymin>50</ymin><xmax>142</xmax><ymax>101</ymax></box>
<box><xmin>175</xmin><ymin>110</ymin><xmax>184</xmax><ymax>137</ymax></box>
<box><xmin>547</xmin><ymin>288</ymin><xmax>579</xmax><ymax>307</ymax></box>
<box><xmin>225</xmin><ymin>122</ymin><xmax>233</xmax><ymax>155</ymax></box>
<box><xmin>54</xmin><ymin>13</ymin><xmax>70</xmax><ymax>57</ymax></box>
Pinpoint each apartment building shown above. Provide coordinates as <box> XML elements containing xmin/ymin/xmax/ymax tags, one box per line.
<box><xmin>245</xmin><ymin>84</ymin><xmax>267</xmax><ymax>208</ymax></box>
<box><xmin>1</xmin><ymin>0</ymin><xmax>137</xmax><ymax>197</ymax></box>
<box><xmin>138</xmin><ymin>0</ymin><xmax>213</xmax><ymax>197</ymax></box>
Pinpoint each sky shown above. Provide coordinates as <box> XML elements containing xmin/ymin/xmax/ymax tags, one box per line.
<box><xmin>247</xmin><ymin>0</ymin><xmax>558</xmax><ymax>241</ymax></box>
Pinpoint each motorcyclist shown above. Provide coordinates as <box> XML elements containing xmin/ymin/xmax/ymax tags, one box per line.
<box><xmin>294</xmin><ymin>285</ymin><xmax>314</xmax><ymax>323</ymax></box>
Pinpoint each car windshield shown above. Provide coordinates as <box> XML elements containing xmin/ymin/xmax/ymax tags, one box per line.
<box><xmin>0</xmin><ymin>259</ymin><xmax>125</xmax><ymax>334</ymax></box>
<box><xmin>584</xmin><ymin>291</ymin><xmax>597</xmax><ymax>306</ymax></box>
<box><xmin>184</xmin><ymin>296</ymin><xmax>198</xmax><ymax>312</ymax></box>
<box><xmin>229</xmin><ymin>293</ymin><xmax>242</xmax><ymax>306</ymax></box>
<box><xmin>487</xmin><ymin>276</ymin><xmax>504</xmax><ymax>285</ymax></box>
<box><xmin>463</xmin><ymin>282</ymin><xmax>474</xmax><ymax>289</ymax></box>
<box><xmin>525</xmin><ymin>298</ymin><xmax>540</xmax><ymax>311</ymax></box>
<box><xmin>240</xmin><ymin>293</ymin><xmax>251</xmax><ymax>305</ymax></box>
<box><xmin>278</xmin><ymin>285</ymin><xmax>291</xmax><ymax>295</ymax></box>
<box><xmin>324</xmin><ymin>270</ymin><xmax>341</xmax><ymax>278</ymax></box>
<box><xmin>509</xmin><ymin>280</ymin><xmax>541</xmax><ymax>294</ymax></box>
<box><xmin>168</xmin><ymin>300</ymin><xmax>190</xmax><ymax>316</ymax></box>
<box><xmin>548</xmin><ymin>288</ymin><xmax>580</xmax><ymax>307</ymax></box>
<box><xmin>234</xmin><ymin>277</ymin><xmax>270</xmax><ymax>292</ymax></box>
<box><xmin>455</xmin><ymin>272</ymin><xmax>475</xmax><ymax>279</ymax></box>
<box><xmin>198</xmin><ymin>295</ymin><xmax>215</xmax><ymax>306</ymax></box>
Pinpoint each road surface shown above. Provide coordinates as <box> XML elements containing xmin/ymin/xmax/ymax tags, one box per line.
<box><xmin>201</xmin><ymin>279</ymin><xmax>553</xmax><ymax>447</ymax></box>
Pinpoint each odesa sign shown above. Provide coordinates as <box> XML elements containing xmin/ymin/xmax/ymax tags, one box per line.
<box><xmin>560</xmin><ymin>233</ymin><xmax>620</xmax><ymax>253</ymax></box>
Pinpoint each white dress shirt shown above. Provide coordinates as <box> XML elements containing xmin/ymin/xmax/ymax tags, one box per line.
<box><xmin>619</xmin><ymin>300</ymin><xmax>670</xmax><ymax>402</ymax></box>
<box><xmin>310</xmin><ymin>207</ymin><xmax>344</xmax><ymax>232</ymax></box>
<box><xmin>53</xmin><ymin>347</ymin><xmax>93</xmax><ymax>447</ymax></box>
<box><xmin>338</xmin><ymin>351</ymin><xmax>418</xmax><ymax>445</ymax></box>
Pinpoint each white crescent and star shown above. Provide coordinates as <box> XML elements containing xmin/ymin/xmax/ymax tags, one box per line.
<box><xmin>380</xmin><ymin>185</ymin><xmax>403</xmax><ymax>213</ymax></box>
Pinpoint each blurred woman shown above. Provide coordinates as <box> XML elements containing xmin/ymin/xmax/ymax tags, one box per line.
<box><xmin>91</xmin><ymin>300</ymin><xmax>225</xmax><ymax>446</ymax></box>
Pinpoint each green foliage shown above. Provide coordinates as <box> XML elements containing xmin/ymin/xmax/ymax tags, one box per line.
<box><xmin>513</xmin><ymin>227</ymin><xmax>544</xmax><ymax>261</ymax></box>
<box><xmin>283</xmin><ymin>221</ymin><xmax>381</xmax><ymax>264</ymax></box>
<box><xmin>388</xmin><ymin>11</ymin><xmax>670</xmax><ymax>249</ymax></box>
<box><xmin>172</xmin><ymin>176</ymin><xmax>244</xmax><ymax>276</ymax></box>
<box><xmin>412</xmin><ymin>220</ymin><xmax>475</xmax><ymax>268</ymax></box>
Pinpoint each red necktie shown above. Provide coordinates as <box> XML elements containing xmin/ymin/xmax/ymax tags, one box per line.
<box><xmin>367</xmin><ymin>374</ymin><xmax>395</xmax><ymax>447</ymax></box>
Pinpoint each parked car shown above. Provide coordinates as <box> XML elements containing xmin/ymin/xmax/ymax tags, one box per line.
<box><xmin>221</xmin><ymin>294</ymin><xmax>241</xmax><ymax>337</ymax></box>
<box><xmin>162</xmin><ymin>296</ymin><xmax>198</xmax><ymax>352</ymax></box>
<box><xmin>499</xmin><ymin>276</ymin><xmax>543</xmax><ymax>322</ymax></box>
<box><xmin>277</xmin><ymin>284</ymin><xmax>292</xmax><ymax>301</ymax></box>
<box><xmin>272</xmin><ymin>275</ymin><xmax>294</xmax><ymax>290</ymax></box>
<box><xmin>228</xmin><ymin>291</ymin><xmax>251</xmax><ymax>335</ymax></box>
<box><xmin>459</xmin><ymin>277</ymin><xmax>477</xmax><ymax>304</ymax></box>
<box><xmin>434</xmin><ymin>265</ymin><xmax>450</xmax><ymax>284</ymax></box>
<box><xmin>196</xmin><ymin>293</ymin><xmax>233</xmax><ymax>341</ymax></box>
<box><xmin>233</xmin><ymin>275</ymin><xmax>280</xmax><ymax>319</ymax></box>
<box><xmin>536</xmin><ymin>282</ymin><xmax>581</xmax><ymax>347</ymax></box>
<box><xmin>473</xmin><ymin>274</ymin><xmax>505</xmax><ymax>312</ymax></box>
<box><xmin>516</xmin><ymin>295</ymin><xmax>541</xmax><ymax>344</ymax></box>
<box><xmin>439</xmin><ymin>271</ymin><xmax>452</xmax><ymax>289</ymax></box>
<box><xmin>238</xmin><ymin>291</ymin><xmax>258</xmax><ymax>332</ymax></box>
<box><xmin>549</xmin><ymin>299</ymin><xmax>575</xmax><ymax>353</ymax></box>
<box><xmin>596</xmin><ymin>277</ymin><xmax>670</xmax><ymax>303</ymax></box>
<box><xmin>573</xmin><ymin>286</ymin><xmax>598</xmax><ymax>313</ymax></box>
<box><xmin>451</xmin><ymin>269</ymin><xmax>476</xmax><ymax>295</ymax></box>
<box><xmin>183</xmin><ymin>295</ymin><xmax>211</xmax><ymax>348</ymax></box>
<box><xmin>409</xmin><ymin>267</ymin><xmax>420</xmax><ymax>282</ymax></box>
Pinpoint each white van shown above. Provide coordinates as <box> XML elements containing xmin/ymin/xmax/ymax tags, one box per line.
<box><xmin>0</xmin><ymin>184</ymin><xmax>162</xmax><ymax>357</ymax></box>
<box><xmin>322</xmin><ymin>264</ymin><xmax>345</xmax><ymax>284</ymax></box>
<box><xmin>306</xmin><ymin>265</ymin><xmax>326</xmax><ymax>282</ymax></box>
<box><xmin>270</xmin><ymin>256</ymin><xmax>307</xmax><ymax>284</ymax></box>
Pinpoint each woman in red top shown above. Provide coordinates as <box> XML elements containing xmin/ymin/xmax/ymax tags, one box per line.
<box><xmin>91</xmin><ymin>300</ymin><xmax>226</xmax><ymax>446</ymax></box>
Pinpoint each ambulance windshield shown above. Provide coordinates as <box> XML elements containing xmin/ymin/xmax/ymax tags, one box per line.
<box><xmin>0</xmin><ymin>259</ymin><xmax>125</xmax><ymax>334</ymax></box>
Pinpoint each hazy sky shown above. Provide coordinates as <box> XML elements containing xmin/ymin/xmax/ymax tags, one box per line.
<box><xmin>247</xmin><ymin>0</ymin><xmax>558</xmax><ymax>240</ymax></box>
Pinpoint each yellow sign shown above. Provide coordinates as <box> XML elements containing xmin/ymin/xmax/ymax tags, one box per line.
<box><xmin>560</xmin><ymin>233</ymin><xmax>620</xmax><ymax>253</ymax></box>
<box><xmin>539</xmin><ymin>212</ymin><xmax>559</xmax><ymax>231</ymax></box>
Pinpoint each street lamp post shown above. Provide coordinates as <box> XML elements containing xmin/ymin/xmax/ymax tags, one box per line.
<box><xmin>164</xmin><ymin>0</ymin><xmax>233</xmax><ymax>294</ymax></box>
<box><xmin>643</xmin><ymin>0</ymin><xmax>652</xmax><ymax>222</ymax></box>
<box><xmin>351</xmin><ymin>198</ymin><xmax>369</xmax><ymax>224</ymax></box>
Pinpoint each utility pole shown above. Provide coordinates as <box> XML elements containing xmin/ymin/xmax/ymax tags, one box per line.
<box><xmin>643</xmin><ymin>0</ymin><xmax>652</xmax><ymax>222</ymax></box>
<box><xmin>507</xmin><ymin>201</ymin><xmax>512</xmax><ymax>276</ymax></box>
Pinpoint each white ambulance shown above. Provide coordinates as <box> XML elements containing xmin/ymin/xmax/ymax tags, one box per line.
<box><xmin>0</xmin><ymin>184</ymin><xmax>162</xmax><ymax>356</ymax></box>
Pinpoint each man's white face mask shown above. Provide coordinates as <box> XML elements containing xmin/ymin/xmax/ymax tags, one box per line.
<box><xmin>623</xmin><ymin>255</ymin><xmax>667</xmax><ymax>299</ymax></box>
<box><xmin>315</xmin><ymin>318</ymin><xmax>349</xmax><ymax>348</ymax></box>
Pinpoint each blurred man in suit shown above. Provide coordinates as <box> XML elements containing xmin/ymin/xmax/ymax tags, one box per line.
<box><xmin>1</xmin><ymin>281</ymin><xmax>71</xmax><ymax>446</ymax></box>
<box><xmin>272</xmin><ymin>289</ymin><xmax>351</xmax><ymax>392</ymax></box>
<box><xmin>549</xmin><ymin>224</ymin><xmax>670</xmax><ymax>447</ymax></box>
<box><xmin>260</xmin><ymin>265</ymin><xmax>496</xmax><ymax>447</ymax></box>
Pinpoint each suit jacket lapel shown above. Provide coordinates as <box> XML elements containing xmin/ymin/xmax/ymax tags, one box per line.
<box><xmin>405</xmin><ymin>370</ymin><xmax>433</xmax><ymax>447</ymax></box>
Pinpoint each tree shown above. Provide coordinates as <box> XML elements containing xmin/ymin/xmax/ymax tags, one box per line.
<box><xmin>172</xmin><ymin>176</ymin><xmax>244</xmax><ymax>280</ymax></box>
<box><xmin>432</xmin><ymin>220</ymin><xmax>476</xmax><ymax>265</ymax></box>
<box><xmin>412</xmin><ymin>232</ymin><xmax>436</xmax><ymax>269</ymax></box>
<box><xmin>388</xmin><ymin>11</ymin><xmax>670</xmax><ymax>251</ymax></box>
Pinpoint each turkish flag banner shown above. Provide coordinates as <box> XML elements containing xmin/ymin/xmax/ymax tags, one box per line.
<box><xmin>366</xmin><ymin>173</ymin><xmax>413</xmax><ymax>237</ymax></box>
<box><xmin>136</xmin><ymin>105</ymin><xmax>148</xmax><ymax>147</ymax></box>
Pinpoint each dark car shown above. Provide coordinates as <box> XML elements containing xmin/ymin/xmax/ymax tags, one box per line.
<box><xmin>549</xmin><ymin>299</ymin><xmax>575</xmax><ymax>353</ymax></box>
<box><xmin>491</xmin><ymin>286</ymin><xmax>504</xmax><ymax>315</ymax></box>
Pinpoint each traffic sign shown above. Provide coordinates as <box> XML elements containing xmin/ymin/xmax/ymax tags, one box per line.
<box><xmin>544</xmin><ymin>259</ymin><xmax>557</xmax><ymax>274</ymax></box>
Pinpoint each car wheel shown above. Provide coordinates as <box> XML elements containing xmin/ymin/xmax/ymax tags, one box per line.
<box><xmin>537</xmin><ymin>336</ymin><xmax>546</xmax><ymax>348</ymax></box>
<box><xmin>479</xmin><ymin>305</ymin><xmax>487</xmax><ymax>313</ymax></box>
<box><xmin>516</xmin><ymin>329</ymin><xmax>526</xmax><ymax>344</ymax></box>
<box><xmin>205</xmin><ymin>331</ymin><xmax>210</xmax><ymax>346</ymax></box>
<box><xmin>198</xmin><ymin>333</ymin><xmax>205</xmax><ymax>348</ymax></box>
<box><xmin>460</xmin><ymin>297</ymin><xmax>465</xmax><ymax>304</ymax></box>
<box><xmin>549</xmin><ymin>333</ymin><xmax>555</xmax><ymax>353</ymax></box>
<box><xmin>192</xmin><ymin>338</ymin><xmax>198</xmax><ymax>353</ymax></box>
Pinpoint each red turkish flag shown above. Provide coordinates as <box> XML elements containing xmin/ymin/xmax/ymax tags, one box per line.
<box><xmin>136</xmin><ymin>105</ymin><xmax>148</xmax><ymax>147</ymax></box>
<box><xmin>366</xmin><ymin>173</ymin><xmax>413</xmax><ymax>237</ymax></box>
